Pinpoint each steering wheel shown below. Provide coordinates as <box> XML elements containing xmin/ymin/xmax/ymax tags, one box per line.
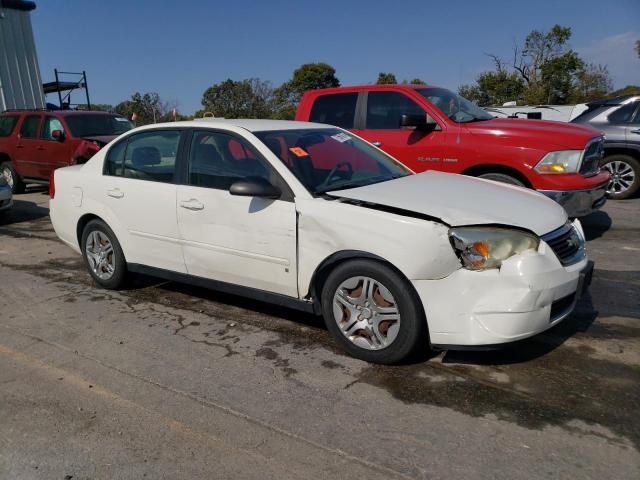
<box><xmin>318</xmin><ymin>161</ymin><xmax>354</xmax><ymax>189</ymax></box>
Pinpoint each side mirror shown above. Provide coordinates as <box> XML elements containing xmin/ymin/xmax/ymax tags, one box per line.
<box><xmin>400</xmin><ymin>113</ymin><xmax>441</xmax><ymax>131</ymax></box>
<box><xmin>52</xmin><ymin>130</ymin><xmax>65</xmax><ymax>141</ymax></box>
<box><xmin>229</xmin><ymin>177</ymin><xmax>281</xmax><ymax>199</ymax></box>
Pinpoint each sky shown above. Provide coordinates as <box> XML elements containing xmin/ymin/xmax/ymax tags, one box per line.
<box><xmin>30</xmin><ymin>0</ymin><xmax>640</xmax><ymax>114</ymax></box>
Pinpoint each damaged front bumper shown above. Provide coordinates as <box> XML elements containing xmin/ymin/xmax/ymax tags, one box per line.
<box><xmin>412</xmin><ymin>244</ymin><xmax>591</xmax><ymax>348</ymax></box>
<box><xmin>538</xmin><ymin>183</ymin><xmax>607</xmax><ymax>218</ymax></box>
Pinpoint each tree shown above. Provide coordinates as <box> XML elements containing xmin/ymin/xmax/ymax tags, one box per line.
<box><xmin>406</xmin><ymin>78</ymin><xmax>427</xmax><ymax>85</ymax></box>
<box><xmin>460</xmin><ymin>25</ymin><xmax>613</xmax><ymax>105</ymax></box>
<box><xmin>114</xmin><ymin>92</ymin><xmax>172</xmax><ymax>125</ymax></box>
<box><xmin>376</xmin><ymin>72</ymin><xmax>397</xmax><ymax>84</ymax></box>
<box><xmin>200</xmin><ymin>78</ymin><xmax>274</xmax><ymax>119</ymax></box>
<box><xmin>272</xmin><ymin>63</ymin><xmax>340</xmax><ymax>119</ymax></box>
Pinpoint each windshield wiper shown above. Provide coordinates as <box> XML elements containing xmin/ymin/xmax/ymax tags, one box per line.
<box><xmin>314</xmin><ymin>174</ymin><xmax>404</xmax><ymax>194</ymax></box>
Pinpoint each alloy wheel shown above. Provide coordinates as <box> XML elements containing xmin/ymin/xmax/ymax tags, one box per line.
<box><xmin>604</xmin><ymin>160</ymin><xmax>636</xmax><ymax>195</ymax></box>
<box><xmin>332</xmin><ymin>276</ymin><xmax>401</xmax><ymax>350</ymax></box>
<box><xmin>85</xmin><ymin>230</ymin><xmax>116</xmax><ymax>280</ymax></box>
<box><xmin>1</xmin><ymin>166</ymin><xmax>13</xmax><ymax>189</ymax></box>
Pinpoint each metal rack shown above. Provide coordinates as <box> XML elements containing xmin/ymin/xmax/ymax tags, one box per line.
<box><xmin>42</xmin><ymin>69</ymin><xmax>91</xmax><ymax>110</ymax></box>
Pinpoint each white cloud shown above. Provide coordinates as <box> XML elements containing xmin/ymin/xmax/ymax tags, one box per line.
<box><xmin>577</xmin><ymin>31</ymin><xmax>640</xmax><ymax>88</ymax></box>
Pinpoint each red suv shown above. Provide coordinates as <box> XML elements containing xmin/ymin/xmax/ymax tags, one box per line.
<box><xmin>0</xmin><ymin>110</ymin><xmax>133</xmax><ymax>193</ymax></box>
<box><xmin>296</xmin><ymin>85</ymin><xmax>609</xmax><ymax>217</ymax></box>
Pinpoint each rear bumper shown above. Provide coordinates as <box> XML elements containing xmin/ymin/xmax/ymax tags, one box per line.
<box><xmin>538</xmin><ymin>183</ymin><xmax>607</xmax><ymax>217</ymax></box>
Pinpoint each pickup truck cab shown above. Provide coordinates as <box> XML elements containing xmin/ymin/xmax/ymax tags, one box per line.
<box><xmin>0</xmin><ymin>110</ymin><xmax>133</xmax><ymax>193</ymax></box>
<box><xmin>296</xmin><ymin>85</ymin><xmax>609</xmax><ymax>217</ymax></box>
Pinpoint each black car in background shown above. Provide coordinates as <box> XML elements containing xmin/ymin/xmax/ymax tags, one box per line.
<box><xmin>572</xmin><ymin>96</ymin><xmax>640</xmax><ymax>199</ymax></box>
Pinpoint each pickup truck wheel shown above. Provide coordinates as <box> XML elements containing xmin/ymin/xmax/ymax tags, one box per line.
<box><xmin>0</xmin><ymin>161</ymin><xmax>25</xmax><ymax>194</ymax></box>
<box><xmin>81</xmin><ymin>219</ymin><xmax>127</xmax><ymax>289</ymax></box>
<box><xmin>321</xmin><ymin>259</ymin><xmax>427</xmax><ymax>364</ymax></box>
<box><xmin>601</xmin><ymin>155</ymin><xmax>639</xmax><ymax>200</ymax></box>
<box><xmin>477</xmin><ymin>172</ymin><xmax>525</xmax><ymax>187</ymax></box>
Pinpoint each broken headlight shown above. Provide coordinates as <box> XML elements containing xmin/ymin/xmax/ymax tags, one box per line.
<box><xmin>449</xmin><ymin>227</ymin><xmax>540</xmax><ymax>270</ymax></box>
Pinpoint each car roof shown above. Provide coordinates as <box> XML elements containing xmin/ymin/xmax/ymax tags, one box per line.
<box><xmin>0</xmin><ymin>110</ymin><xmax>124</xmax><ymax>117</ymax></box>
<box><xmin>303</xmin><ymin>84</ymin><xmax>431</xmax><ymax>96</ymax></box>
<box><xmin>136</xmin><ymin>118</ymin><xmax>334</xmax><ymax>132</ymax></box>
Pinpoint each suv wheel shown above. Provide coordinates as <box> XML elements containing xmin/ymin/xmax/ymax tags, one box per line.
<box><xmin>0</xmin><ymin>161</ymin><xmax>25</xmax><ymax>194</ymax></box>
<box><xmin>321</xmin><ymin>259</ymin><xmax>427</xmax><ymax>364</ymax></box>
<box><xmin>477</xmin><ymin>172</ymin><xmax>525</xmax><ymax>187</ymax></box>
<box><xmin>81</xmin><ymin>219</ymin><xmax>127</xmax><ymax>289</ymax></box>
<box><xmin>601</xmin><ymin>155</ymin><xmax>640</xmax><ymax>200</ymax></box>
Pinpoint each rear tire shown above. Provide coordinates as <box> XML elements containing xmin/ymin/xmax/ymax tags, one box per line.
<box><xmin>320</xmin><ymin>259</ymin><xmax>427</xmax><ymax>364</ymax></box>
<box><xmin>600</xmin><ymin>154</ymin><xmax>639</xmax><ymax>200</ymax></box>
<box><xmin>81</xmin><ymin>219</ymin><xmax>127</xmax><ymax>289</ymax></box>
<box><xmin>477</xmin><ymin>172</ymin><xmax>525</xmax><ymax>187</ymax></box>
<box><xmin>0</xmin><ymin>161</ymin><xmax>25</xmax><ymax>194</ymax></box>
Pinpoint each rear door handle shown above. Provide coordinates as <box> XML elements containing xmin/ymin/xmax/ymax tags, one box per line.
<box><xmin>630</xmin><ymin>129</ymin><xmax>640</xmax><ymax>134</ymax></box>
<box><xmin>107</xmin><ymin>188</ymin><xmax>124</xmax><ymax>199</ymax></box>
<box><xmin>372</xmin><ymin>141</ymin><xmax>383</xmax><ymax>147</ymax></box>
<box><xmin>180</xmin><ymin>199</ymin><xmax>204</xmax><ymax>211</ymax></box>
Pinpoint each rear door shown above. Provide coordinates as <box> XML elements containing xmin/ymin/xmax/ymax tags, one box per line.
<box><xmin>15</xmin><ymin>114</ymin><xmax>42</xmax><ymax>178</ymax></box>
<box><xmin>176</xmin><ymin>129</ymin><xmax>298</xmax><ymax>296</ymax></box>
<box><xmin>39</xmin><ymin>116</ymin><xmax>73</xmax><ymax>178</ymax></box>
<box><xmin>100</xmin><ymin>129</ymin><xmax>185</xmax><ymax>272</ymax></box>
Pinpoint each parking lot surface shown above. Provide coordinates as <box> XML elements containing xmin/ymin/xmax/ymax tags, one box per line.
<box><xmin>1</xmin><ymin>189</ymin><xmax>639</xmax><ymax>479</ymax></box>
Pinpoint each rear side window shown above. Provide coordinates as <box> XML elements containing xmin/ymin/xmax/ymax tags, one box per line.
<box><xmin>309</xmin><ymin>93</ymin><xmax>358</xmax><ymax>129</ymax></box>
<box><xmin>19</xmin><ymin>115</ymin><xmax>41</xmax><ymax>138</ymax></box>
<box><xmin>0</xmin><ymin>116</ymin><xmax>19</xmax><ymax>137</ymax></box>
<box><xmin>104</xmin><ymin>130</ymin><xmax>181</xmax><ymax>183</ymax></box>
<box><xmin>608</xmin><ymin>102</ymin><xmax>639</xmax><ymax>124</ymax></box>
<box><xmin>366</xmin><ymin>92</ymin><xmax>425</xmax><ymax>129</ymax></box>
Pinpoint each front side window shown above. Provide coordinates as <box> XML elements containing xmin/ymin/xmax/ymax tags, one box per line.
<box><xmin>0</xmin><ymin>116</ymin><xmax>19</xmax><ymax>137</ymax></box>
<box><xmin>309</xmin><ymin>93</ymin><xmax>358</xmax><ymax>129</ymax></box>
<box><xmin>418</xmin><ymin>87</ymin><xmax>493</xmax><ymax>123</ymax></box>
<box><xmin>608</xmin><ymin>102</ymin><xmax>639</xmax><ymax>124</ymax></box>
<box><xmin>105</xmin><ymin>130</ymin><xmax>181</xmax><ymax>182</ymax></box>
<box><xmin>64</xmin><ymin>114</ymin><xmax>133</xmax><ymax>137</ymax></box>
<box><xmin>19</xmin><ymin>115</ymin><xmax>41</xmax><ymax>138</ymax></box>
<box><xmin>41</xmin><ymin>117</ymin><xmax>65</xmax><ymax>141</ymax></box>
<box><xmin>366</xmin><ymin>92</ymin><xmax>426</xmax><ymax>129</ymax></box>
<box><xmin>188</xmin><ymin>131</ymin><xmax>272</xmax><ymax>190</ymax></box>
<box><xmin>255</xmin><ymin>128</ymin><xmax>411</xmax><ymax>194</ymax></box>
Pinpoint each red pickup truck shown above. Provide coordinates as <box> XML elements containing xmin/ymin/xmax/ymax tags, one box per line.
<box><xmin>296</xmin><ymin>85</ymin><xmax>609</xmax><ymax>217</ymax></box>
<box><xmin>0</xmin><ymin>110</ymin><xmax>133</xmax><ymax>193</ymax></box>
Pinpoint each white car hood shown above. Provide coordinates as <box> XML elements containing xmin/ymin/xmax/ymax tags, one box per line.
<box><xmin>328</xmin><ymin>171</ymin><xmax>568</xmax><ymax>236</ymax></box>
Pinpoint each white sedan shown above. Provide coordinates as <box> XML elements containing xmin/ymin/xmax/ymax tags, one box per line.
<box><xmin>50</xmin><ymin>119</ymin><xmax>592</xmax><ymax>364</ymax></box>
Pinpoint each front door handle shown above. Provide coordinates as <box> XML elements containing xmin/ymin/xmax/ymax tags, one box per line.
<box><xmin>372</xmin><ymin>141</ymin><xmax>383</xmax><ymax>147</ymax></box>
<box><xmin>630</xmin><ymin>129</ymin><xmax>640</xmax><ymax>134</ymax></box>
<box><xmin>107</xmin><ymin>188</ymin><xmax>124</xmax><ymax>199</ymax></box>
<box><xmin>180</xmin><ymin>199</ymin><xmax>204</xmax><ymax>211</ymax></box>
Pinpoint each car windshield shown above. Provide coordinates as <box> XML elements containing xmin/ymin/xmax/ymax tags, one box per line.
<box><xmin>418</xmin><ymin>87</ymin><xmax>493</xmax><ymax>123</ymax></box>
<box><xmin>254</xmin><ymin>128</ymin><xmax>411</xmax><ymax>195</ymax></box>
<box><xmin>64</xmin><ymin>114</ymin><xmax>134</xmax><ymax>137</ymax></box>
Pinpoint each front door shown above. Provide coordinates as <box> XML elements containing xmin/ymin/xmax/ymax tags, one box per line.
<box><xmin>176</xmin><ymin>129</ymin><xmax>298</xmax><ymax>297</ymax></box>
<box><xmin>353</xmin><ymin>91</ymin><xmax>455</xmax><ymax>173</ymax></box>
<box><xmin>39</xmin><ymin>116</ymin><xmax>72</xmax><ymax>178</ymax></box>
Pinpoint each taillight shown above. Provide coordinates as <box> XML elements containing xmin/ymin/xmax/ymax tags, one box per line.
<box><xmin>49</xmin><ymin>169</ymin><xmax>55</xmax><ymax>198</ymax></box>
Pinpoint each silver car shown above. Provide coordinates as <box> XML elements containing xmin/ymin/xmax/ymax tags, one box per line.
<box><xmin>0</xmin><ymin>175</ymin><xmax>12</xmax><ymax>212</ymax></box>
<box><xmin>572</xmin><ymin>95</ymin><xmax>640</xmax><ymax>199</ymax></box>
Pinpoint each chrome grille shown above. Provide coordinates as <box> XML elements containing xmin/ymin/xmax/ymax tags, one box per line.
<box><xmin>541</xmin><ymin>223</ymin><xmax>585</xmax><ymax>266</ymax></box>
<box><xmin>579</xmin><ymin>137</ymin><xmax>603</xmax><ymax>175</ymax></box>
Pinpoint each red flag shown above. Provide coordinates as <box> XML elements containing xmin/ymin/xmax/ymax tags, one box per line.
<box><xmin>172</xmin><ymin>108</ymin><xmax>177</xmax><ymax>120</ymax></box>
<box><xmin>131</xmin><ymin>112</ymin><xmax>138</xmax><ymax>122</ymax></box>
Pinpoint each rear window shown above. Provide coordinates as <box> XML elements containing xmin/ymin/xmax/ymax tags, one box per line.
<box><xmin>309</xmin><ymin>93</ymin><xmax>358</xmax><ymax>129</ymax></box>
<box><xmin>64</xmin><ymin>114</ymin><xmax>133</xmax><ymax>138</ymax></box>
<box><xmin>0</xmin><ymin>116</ymin><xmax>19</xmax><ymax>137</ymax></box>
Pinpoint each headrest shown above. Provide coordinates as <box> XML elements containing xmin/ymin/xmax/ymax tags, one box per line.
<box><xmin>131</xmin><ymin>146</ymin><xmax>161</xmax><ymax>167</ymax></box>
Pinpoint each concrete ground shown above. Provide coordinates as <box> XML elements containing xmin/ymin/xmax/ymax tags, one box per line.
<box><xmin>0</xmin><ymin>188</ymin><xmax>638</xmax><ymax>480</ymax></box>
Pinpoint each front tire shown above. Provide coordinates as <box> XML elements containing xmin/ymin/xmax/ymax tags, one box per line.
<box><xmin>81</xmin><ymin>219</ymin><xmax>127</xmax><ymax>289</ymax></box>
<box><xmin>0</xmin><ymin>161</ymin><xmax>25</xmax><ymax>194</ymax></box>
<box><xmin>321</xmin><ymin>259</ymin><xmax>427</xmax><ymax>364</ymax></box>
<box><xmin>477</xmin><ymin>172</ymin><xmax>525</xmax><ymax>187</ymax></box>
<box><xmin>601</xmin><ymin>154</ymin><xmax>639</xmax><ymax>200</ymax></box>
